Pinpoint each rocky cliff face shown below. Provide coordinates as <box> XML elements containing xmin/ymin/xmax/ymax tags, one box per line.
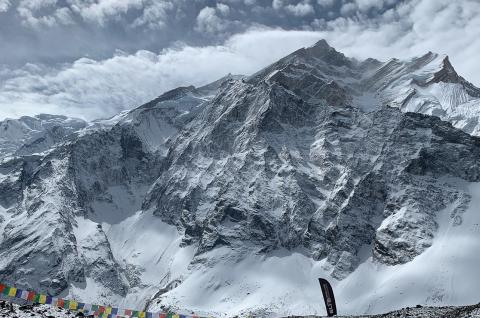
<box><xmin>1</xmin><ymin>41</ymin><xmax>480</xmax><ymax>317</ymax></box>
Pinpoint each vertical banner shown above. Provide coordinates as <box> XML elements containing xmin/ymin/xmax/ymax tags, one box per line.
<box><xmin>318</xmin><ymin>278</ymin><xmax>337</xmax><ymax>317</ymax></box>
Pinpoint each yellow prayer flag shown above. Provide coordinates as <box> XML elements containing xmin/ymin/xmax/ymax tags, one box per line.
<box><xmin>69</xmin><ymin>301</ymin><xmax>78</xmax><ymax>310</ymax></box>
<box><xmin>105</xmin><ymin>307</ymin><xmax>112</xmax><ymax>314</ymax></box>
<box><xmin>8</xmin><ymin>287</ymin><xmax>17</xmax><ymax>297</ymax></box>
<box><xmin>172</xmin><ymin>315</ymin><xmax>179</xmax><ymax>318</ymax></box>
<box><xmin>138</xmin><ymin>311</ymin><xmax>145</xmax><ymax>318</ymax></box>
<box><xmin>39</xmin><ymin>294</ymin><xmax>47</xmax><ymax>304</ymax></box>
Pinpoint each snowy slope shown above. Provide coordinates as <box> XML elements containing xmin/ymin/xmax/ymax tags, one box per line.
<box><xmin>0</xmin><ymin>41</ymin><xmax>480</xmax><ymax>318</ymax></box>
<box><xmin>362</xmin><ymin>52</ymin><xmax>480</xmax><ymax>136</ymax></box>
<box><xmin>0</xmin><ymin>114</ymin><xmax>87</xmax><ymax>157</ymax></box>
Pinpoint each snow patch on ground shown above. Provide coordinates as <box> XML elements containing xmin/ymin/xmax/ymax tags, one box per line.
<box><xmin>105</xmin><ymin>210</ymin><xmax>195</xmax><ymax>307</ymax></box>
<box><xmin>71</xmin><ymin>210</ymin><xmax>195</xmax><ymax>310</ymax></box>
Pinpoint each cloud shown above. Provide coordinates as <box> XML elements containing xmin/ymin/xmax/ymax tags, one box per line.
<box><xmin>196</xmin><ymin>7</ymin><xmax>220</xmax><ymax>33</ymax></box>
<box><xmin>317</xmin><ymin>0</ymin><xmax>334</xmax><ymax>8</ymax></box>
<box><xmin>0</xmin><ymin>0</ymin><xmax>10</xmax><ymax>12</ymax></box>
<box><xmin>1</xmin><ymin>0</ymin><xmax>480</xmax><ymax>121</ymax></box>
<box><xmin>6</xmin><ymin>0</ymin><xmax>183</xmax><ymax>33</ymax></box>
<box><xmin>195</xmin><ymin>5</ymin><xmax>233</xmax><ymax>34</ymax></box>
<box><xmin>16</xmin><ymin>0</ymin><xmax>73</xmax><ymax>27</ymax></box>
<box><xmin>0</xmin><ymin>0</ymin><xmax>396</xmax><ymax>67</ymax></box>
<box><xmin>68</xmin><ymin>0</ymin><xmax>143</xmax><ymax>25</ymax></box>
<box><xmin>340</xmin><ymin>2</ymin><xmax>357</xmax><ymax>15</ymax></box>
<box><xmin>353</xmin><ymin>0</ymin><xmax>387</xmax><ymax>12</ymax></box>
<box><xmin>285</xmin><ymin>1</ymin><xmax>315</xmax><ymax>16</ymax></box>
<box><xmin>0</xmin><ymin>30</ymin><xmax>323</xmax><ymax>121</ymax></box>
<box><xmin>273</xmin><ymin>0</ymin><xmax>316</xmax><ymax>16</ymax></box>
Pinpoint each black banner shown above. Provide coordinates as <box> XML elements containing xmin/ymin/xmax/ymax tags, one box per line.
<box><xmin>318</xmin><ymin>278</ymin><xmax>337</xmax><ymax>317</ymax></box>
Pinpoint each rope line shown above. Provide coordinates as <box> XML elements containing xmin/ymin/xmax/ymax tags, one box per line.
<box><xmin>0</xmin><ymin>283</ymin><xmax>205</xmax><ymax>318</ymax></box>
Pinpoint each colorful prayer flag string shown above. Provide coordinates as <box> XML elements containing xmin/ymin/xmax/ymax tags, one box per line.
<box><xmin>0</xmin><ymin>283</ymin><xmax>204</xmax><ymax>318</ymax></box>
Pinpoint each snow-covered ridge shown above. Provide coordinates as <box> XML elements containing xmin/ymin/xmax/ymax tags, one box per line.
<box><xmin>362</xmin><ymin>52</ymin><xmax>480</xmax><ymax>135</ymax></box>
<box><xmin>0</xmin><ymin>114</ymin><xmax>87</xmax><ymax>157</ymax></box>
<box><xmin>248</xmin><ymin>41</ymin><xmax>480</xmax><ymax>135</ymax></box>
<box><xmin>0</xmin><ymin>41</ymin><xmax>480</xmax><ymax>318</ymax></box>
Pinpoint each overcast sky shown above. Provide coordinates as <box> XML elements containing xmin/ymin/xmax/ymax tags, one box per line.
<box><xmin>0</xmin><ymin>0</ymin><xmax>479</xmax><ymax>120</ymax></box>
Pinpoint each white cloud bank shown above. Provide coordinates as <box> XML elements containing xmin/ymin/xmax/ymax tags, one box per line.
<box><xmin>0</xmin><ymin>30</ymin><xmax>323</xmax><ymax>121</ymax></box>
<box><xmin>1</xmin><ymin>0</ymin><xmax>479</xmax><ymax>121</ymax></box>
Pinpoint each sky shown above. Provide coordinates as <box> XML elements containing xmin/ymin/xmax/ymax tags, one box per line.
<box><xmin>0</xmin><ymin>0</ymin><xmax>479</xmax><ymax>121</ymax></box>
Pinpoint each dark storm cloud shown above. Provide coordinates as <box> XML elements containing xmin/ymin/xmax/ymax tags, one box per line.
<box><xmin>0</xmin><ymin>0</ymin><xmax>479</xmax><ymax>120</ymax></box>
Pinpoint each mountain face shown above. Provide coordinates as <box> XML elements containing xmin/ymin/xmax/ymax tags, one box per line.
<box><xmin>1</xmin><ymin>41</ymin><xmax>480</xmax><ymax>317</ymax></box>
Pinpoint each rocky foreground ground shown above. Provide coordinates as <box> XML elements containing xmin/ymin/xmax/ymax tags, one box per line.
<box><xmin>295</xmin><ymin>304</ymin><xmax>480</xmax><ymax>318</ymax></box>
<box><xmin>1</xmin><ymin>300</ymin><xmax>480</xmax><ymax>318</ymax></box>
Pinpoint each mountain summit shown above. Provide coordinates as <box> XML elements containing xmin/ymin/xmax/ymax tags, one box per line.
<box><xmin>1</xmin><ymin>41</ymin><xmax>480</xmax><ymax>317</ymax></box>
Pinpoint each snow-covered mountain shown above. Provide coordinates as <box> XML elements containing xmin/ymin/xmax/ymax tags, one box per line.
<box><xmin>0</xmin><ymin>114</ymin><xmax>87</xmax><ymax>157</ymax></box>
<box><xmin>0</xmin><ymin>41</ymin><xmax>480</xmax><ymax>317</ymax></box>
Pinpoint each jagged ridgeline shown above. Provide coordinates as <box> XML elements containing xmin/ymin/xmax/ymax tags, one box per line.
<box><xmin>1</xmin><ymin>41</ymin><xmax>480</xmax><ymax>317</ymax></box>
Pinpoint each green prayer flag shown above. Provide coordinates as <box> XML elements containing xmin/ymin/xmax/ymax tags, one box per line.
<box><xmin>2</xmin><ymin>287</ymin><xmax>10</xmax><ymax>295</ymax></box>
